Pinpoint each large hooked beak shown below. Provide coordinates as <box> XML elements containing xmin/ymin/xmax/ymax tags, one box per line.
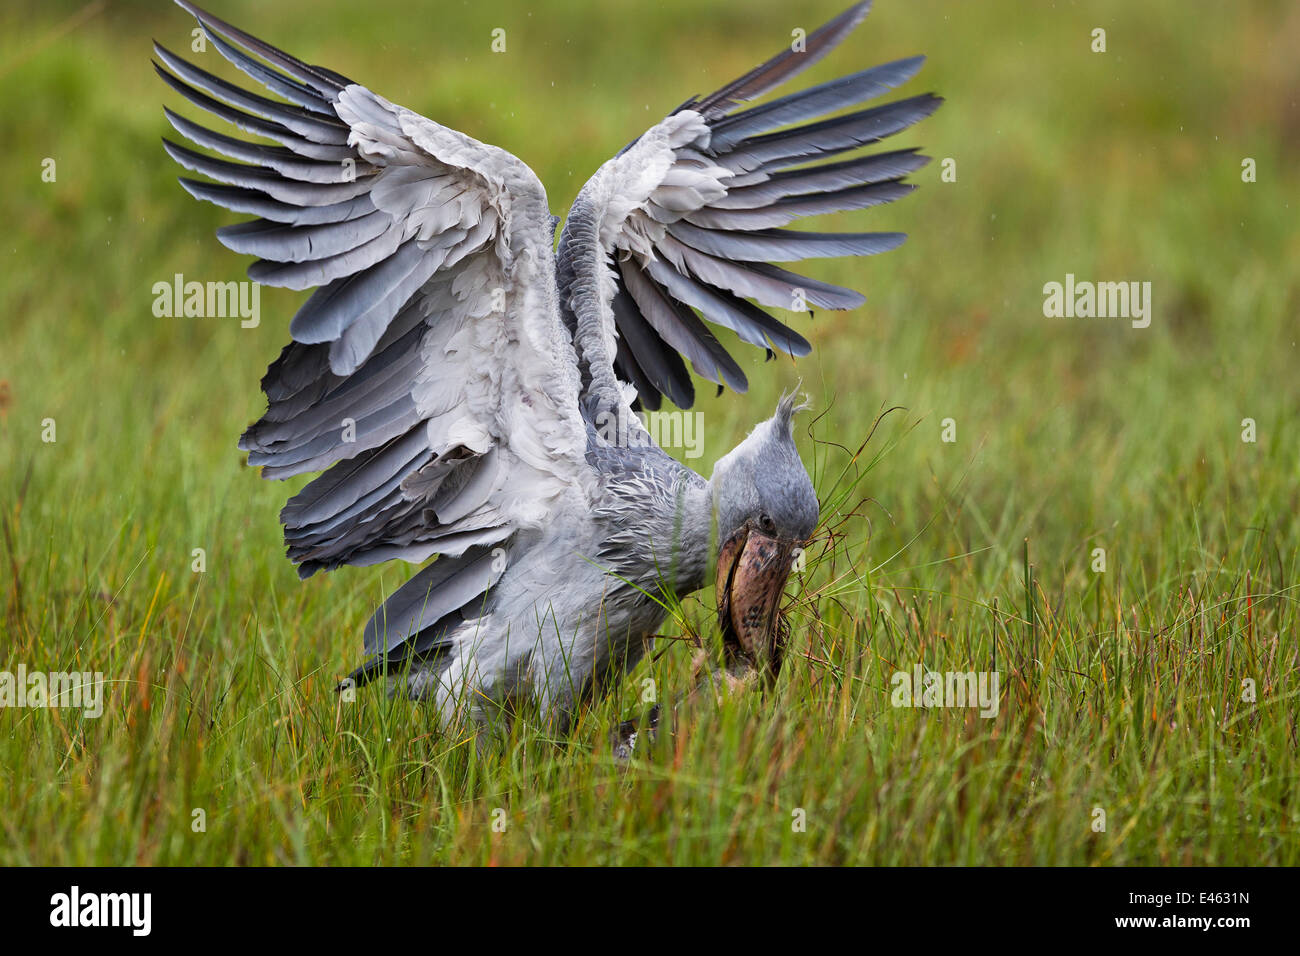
<box><xmin>715</xmin><ymin>521</ymin><xmax>805</xmax><ymax>678</ymax></box>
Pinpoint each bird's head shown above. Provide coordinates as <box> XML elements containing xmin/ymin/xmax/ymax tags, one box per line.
<box><xmin>709</xmin><ymin>391</ymin><xmax>818</xmax><ymax>677</ymax></box>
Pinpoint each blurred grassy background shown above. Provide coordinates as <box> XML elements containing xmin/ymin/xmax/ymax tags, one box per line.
<box><xmin>0</xmin><ymin>0</ymin><xmax>1297</xmax><ymax>864</ymax></box>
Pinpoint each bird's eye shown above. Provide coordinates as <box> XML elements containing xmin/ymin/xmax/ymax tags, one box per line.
<box><xmin>758</xmin><ymin>513</ymin><xmax>777</xmax><ymax>534</ymax></box>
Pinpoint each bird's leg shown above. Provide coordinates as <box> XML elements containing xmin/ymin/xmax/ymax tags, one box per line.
<box><xmin>610</xmin><ymin>703</ymin><xmax>660</xmax><ymax>761</ymax></box>
<box><xmin>610</xmin><ymin>650</ymin><xmax>766</xmax><ymax>760</ymax></box>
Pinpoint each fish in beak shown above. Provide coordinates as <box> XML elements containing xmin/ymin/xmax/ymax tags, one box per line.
<box><xmin>715</xmin><ymin>521</ymin><xmax>804</xmax><ymax>678</ymax></box>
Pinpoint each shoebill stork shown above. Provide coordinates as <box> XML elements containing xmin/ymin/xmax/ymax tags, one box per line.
<box><xmin>156</xmin><ymin>0</ymin><xmax>939</xmax><ymax>731</ymax></box>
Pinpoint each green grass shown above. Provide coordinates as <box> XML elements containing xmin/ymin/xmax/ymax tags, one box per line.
<box><xmin>1</xmin><ymin>0</ymin><xmax>1297</xmax><ymax>865</ymax></box>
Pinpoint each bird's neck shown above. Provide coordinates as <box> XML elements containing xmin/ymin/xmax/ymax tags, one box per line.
<box><xmin>670</xmin><ymin>475</ymin><xmax>716</xmax><ymax>597</ymax></box>
<box><xmin>624</xmin><ymin>467</ymin><xmax>715</xmax><ymax>601</ymax></box>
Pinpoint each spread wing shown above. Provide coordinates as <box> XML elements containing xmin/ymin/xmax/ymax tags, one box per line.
<box><xmin>557</xmin><ymin>0</ymin><xmax>939</xmax><ymax>414</ymax></box>
<box><xmin>156</xmin><ymin>0</ymin><xmax>590</xmax><ymax>615</ymax></box>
